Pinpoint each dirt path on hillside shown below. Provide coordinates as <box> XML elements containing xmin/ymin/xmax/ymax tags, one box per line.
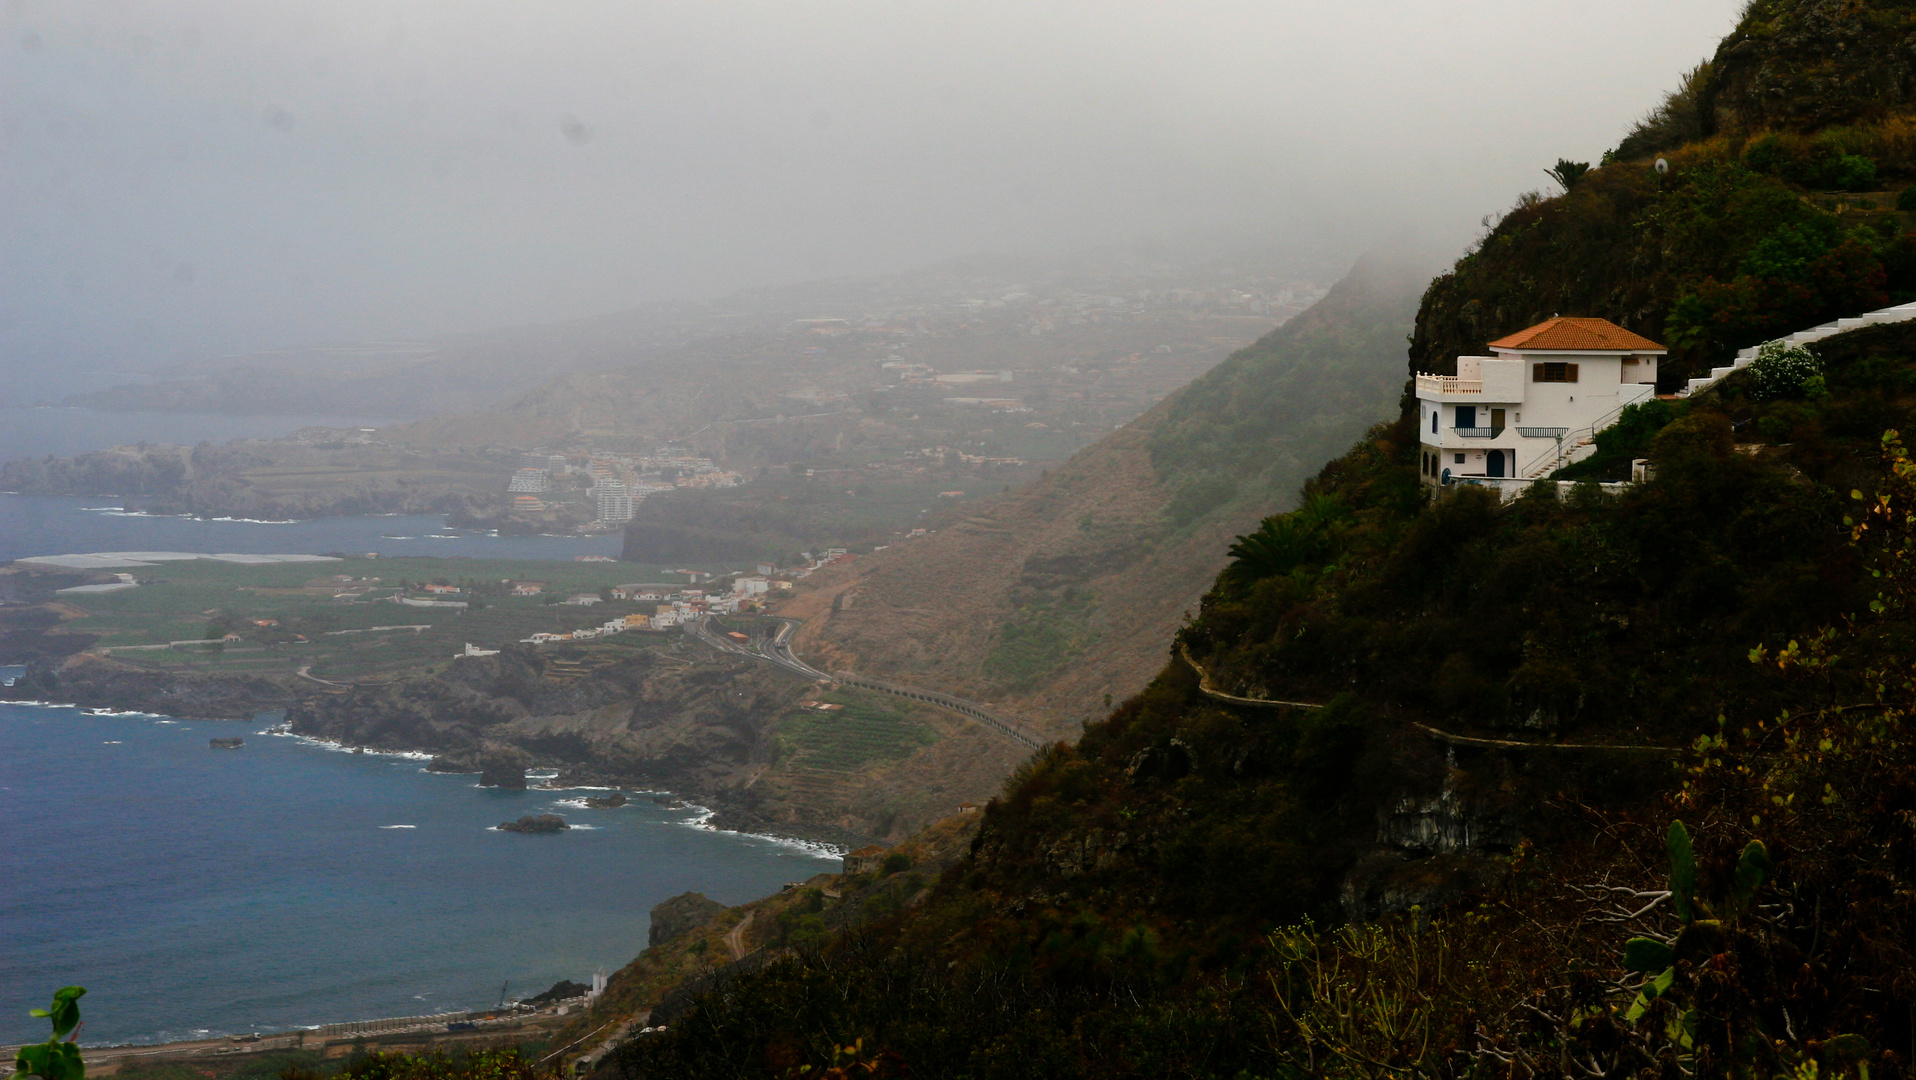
<box><xmin>724</xmin><ymin>910</ymin><xmax>755</xmax><ymax>961</ymax></box>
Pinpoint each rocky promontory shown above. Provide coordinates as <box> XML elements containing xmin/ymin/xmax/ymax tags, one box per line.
<box><xmin>3</xmin><ymin>654</ymin><xmax>295</xmax><ymax>718</ymax></box>
<box><xmin>648</xmin><ymin>891</ymin><xmax>729</xmax><ymax>948</ymax></box>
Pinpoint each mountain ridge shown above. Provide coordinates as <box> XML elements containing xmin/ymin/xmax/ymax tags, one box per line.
<box><xmin>777</xmin><ymin>248</ymin><xmax>1432</xmax><ymax>736</ymax></box>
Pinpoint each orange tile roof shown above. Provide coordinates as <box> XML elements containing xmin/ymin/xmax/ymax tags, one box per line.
<box><xmin>1488</xmin><ymin>317</ymin><xmax>1664</xmax><ymax>352</ymax></box>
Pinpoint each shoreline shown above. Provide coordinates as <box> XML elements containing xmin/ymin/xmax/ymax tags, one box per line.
<box><xmin>0</xmin><ymin>685</ymin><xmax>855</xmax><ymax>857</ymax></box>
<box><xmin>3</xmin><ymin>1000</ymin><xmax>590</xmax><ymax>1074</ymax></box>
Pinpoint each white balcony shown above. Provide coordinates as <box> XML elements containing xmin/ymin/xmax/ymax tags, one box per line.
<box><xmin>1416</xmin><ymin>373</ymin><xmax>1482</xmax><ymax>397</ymax></box>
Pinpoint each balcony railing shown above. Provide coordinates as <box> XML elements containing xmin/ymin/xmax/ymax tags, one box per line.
<box><xmin>1515</xmin><ymin>426</ymin><xmax>1568</xmax><ymax>439</ymax></box>
<box><xmin>1453</xmin><ymin>426</ymin><xmax>1502</xmax><ymax>438</ymax></box>
<box><xmin>1416</xmin><ymin>373</ymin><xmax>1482</xmax><ymax>395</ymax></box>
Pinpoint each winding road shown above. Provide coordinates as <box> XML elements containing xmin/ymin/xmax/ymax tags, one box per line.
<box><xmin>684</xmin><ymin>615</ymin><xmax>1045</xmax><ymax>750</ymax></box>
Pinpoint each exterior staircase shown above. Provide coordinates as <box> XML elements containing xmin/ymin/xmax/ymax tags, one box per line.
<box><xmin>1520</xmin><ymin>299</ymin><xmax>1916</xmax><ymax>480</ymax></box>
<box><xmin>1677</xmin><ymin>300</ymin><xmax>1916</xmax><ymax>399</ymax></box>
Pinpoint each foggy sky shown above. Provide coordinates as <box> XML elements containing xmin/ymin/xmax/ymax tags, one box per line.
<box><xmin>3</xmin><ymin>0</ymin><xmax>1742</xmax><ymax>374</ymax></box>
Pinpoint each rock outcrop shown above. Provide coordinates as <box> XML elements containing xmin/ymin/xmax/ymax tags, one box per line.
<box><xmin>498</xmin><ymin>814</ymin><xmax>568</xmax><ymax>834</ymax></box>
<box><xmin>648</xmin><ymin>892</ymin><xmax>729</xmax><ymax>948</ymax></box>
<box><xmin>478</xmin><ymin>745</ymin><xmax>532</xmax><ymax>790</ymax></box>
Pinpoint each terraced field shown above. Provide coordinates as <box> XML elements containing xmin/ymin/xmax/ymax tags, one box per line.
<box><xmin>771</xmin><ymin>689</ymin><xmax>938</xmax><ymax>772</ymax></box>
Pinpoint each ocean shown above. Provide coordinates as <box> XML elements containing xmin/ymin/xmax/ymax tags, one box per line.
<box><xmin>0</xmin><ymin>495</ymin><xmax>621</xmax><ymax>564</ymax></box>
<box><xmin>0</xmin><ymin>407</ymin><xmax>394</xmax><ymax>468</ymax></box>
<box><xmin>0</xmin><ymin>681</ymin><xmax>836</xmax><ymax>1046</ymax></box>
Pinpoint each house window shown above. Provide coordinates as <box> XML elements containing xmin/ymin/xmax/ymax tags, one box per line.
<box><xmin>1455</xmin><ymin>405</ymin><xmax>1476</xmax><ymax>428</ymax></box>
<box><xmin>1430</xmin><ymin>412</ymin><xmax>1437</xmax><ymax>434</ymax></box>
<box><xmin>1453</xmin><ymin>453</ymin><xmax>1465</xmax><ymax>464</ymax></box>
<box><xmin>1534</xmin><ymin>362</ymin><xmax>1579</xmax><ymax>383</ymax></box>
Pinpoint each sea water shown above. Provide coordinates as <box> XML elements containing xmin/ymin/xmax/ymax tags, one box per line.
<box><xmin>0</xmin><ymin>682</ymin><xmax>834</xmax><ymax>1046</ymax></box>
<box><xmin>0</xmin><ymin>407</ymin><xmax>394</xmax><ymax>467</ymax></box>
<box><xmin>0</xmin><ymin>495</ymin><xmax>620</xmax><ymax>563</ymax></box>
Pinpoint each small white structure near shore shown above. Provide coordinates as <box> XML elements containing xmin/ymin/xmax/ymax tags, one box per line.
<box><xmin>1416</xmin><ymin>317</ymin><xmax>1665</xmax><ymax>486</ymax></box>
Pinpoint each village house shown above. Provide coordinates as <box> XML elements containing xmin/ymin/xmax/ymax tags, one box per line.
<box><xmin>510</xmin><ymin>581</ymin><xmax>546</xmax><ymax>596</ymax></box>
<box><xmin>1415</xmin><ymin>317</ymin><xmax>1664</xmax><ymax>486</ymax></box>
<box><xmin>843</xmin><ymin>845</ymin><xmax>889</xmax><ymax>875</ymax></box>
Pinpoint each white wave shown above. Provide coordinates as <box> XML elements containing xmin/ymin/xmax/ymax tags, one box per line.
<box><xmin>379</xmin><ymin>825</ymin><xmax>417</xmax><ymax>829</ymax></box>
<box><xmin>265</xmin><ymin>728</ymin><xmax>433</xmax><ymax>760</ymax></box>
<box><xmin>6</xmin><ymin>699</ymin><xmax>78</xmax><ymax>708</ymax></box>
<box><xmin>568</xmin><ymin>823</ymin><xmax>600</xmax><ymax>830</ymax></box>
<box><xmin>674</xmin><ymin>802</ymin><xmax>844</xmax><ymax>859</ymax></box>
<box><xmin>156</xmin><ymin>719</ymin><xmax>178</xmax><ymax>724</ymax></box>
<box><xmin>207</xmin><ymin>516</ymin><xmax>300</xmax><ymax>525</ymax></box>
<box><xmin>381</xmin><ymin>535</ymin><xmax>416</xmax><ymax>540</ymax></box>
<box><xmin>102</xmin><ymin>740</ymin><xmax>122</xmax><ymax>744</ymax></box>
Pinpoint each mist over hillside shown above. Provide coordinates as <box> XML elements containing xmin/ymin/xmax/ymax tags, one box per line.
<box><xmin>783</xmin><ymin>247</ymin><xmax>1433</xmax><ymax>735</ymax></box>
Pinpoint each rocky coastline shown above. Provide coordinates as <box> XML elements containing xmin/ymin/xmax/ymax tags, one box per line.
<box><xmin>3</xmin><ymin>646</ymin><xmax>878</xmax><ymax>851</ymax></box>
<box><xmin>3</xmin><ymin>654</ymin><xmax>297</xmax><ymax>719</ymax></box>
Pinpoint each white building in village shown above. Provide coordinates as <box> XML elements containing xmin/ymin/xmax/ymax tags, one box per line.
<box><xmin>1415</xmin><ymin>317</ymin><xmax>1665</xmax><ymax>486</ymax></box>
<box><xmin>595</xmin><ymin>480</ymin><xmax>636</xmax><ymax>523</ymax></box>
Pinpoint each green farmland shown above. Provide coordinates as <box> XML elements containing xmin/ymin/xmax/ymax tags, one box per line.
<box><xmin>47</xmin><ymin>555</ymin><xmax>707</xmax><ymax>682</ymax></box>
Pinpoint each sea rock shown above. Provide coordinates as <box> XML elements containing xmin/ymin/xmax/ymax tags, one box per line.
<box><xmin>209</xmin><ymin>737</ymin><xmax>244</xmax><ymax>749</ymax></box>
<box><xmin>648</xmin><ymin>891</ymin><xmax>728</xmax><ymax>948</ymax></box>
<box><xmin>498</xmin><ymin>814</ymin><xmax>569</xmax><ymax>834</ymax></box>
<box><xmin>426</xmin><ymin>750</ymin><xmax>480</xmax><ymax>774</ymax></box>
<box><xmin>583</xmin><ymin>793</ymin><xmax>628</xmax><ymax>809</ymax></box>
<box><xmin>478</xmin><ymin>745</ymin><xmax>531</xmax><ymax>790</ymax></box>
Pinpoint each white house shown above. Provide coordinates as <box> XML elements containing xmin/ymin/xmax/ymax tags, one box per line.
<box><xmin>1415</xmin><ymin>317</ymin><xmax>1665</xmax><ymax>486</ymax></box>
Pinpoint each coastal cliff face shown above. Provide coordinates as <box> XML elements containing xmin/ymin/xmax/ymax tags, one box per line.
<box><xmin>288</xmin><ymin>647</ymin><xmax>798</xmax><ymax>792</ymax></box>
<box><xmin>5</xmin><ymin>653</ymin><xmax>297</xmax><ymax>718</ymax></box>
<box><xmin>287</xmin><ymin>645</ymin><xmax>1020</xmax><ymax>846</ymax></box>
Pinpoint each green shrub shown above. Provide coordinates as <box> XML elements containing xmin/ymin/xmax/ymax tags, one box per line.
<box><xmin>1898</xmin><ymin>186</ymin><xmax>1916</xmax><ymax>212</ymax></box>
<box><xmin>1747</xmin><ymin>341</ymin><xmax>1823</xmax><ymax>400</ymax></box>
<box><xmin>881</xmin><ymin>853</ymin><xmax>912</xmax><ymax>875</ymax></box>
<box><xmin>1825</xmin><ymin>153</ymin><xmax>1878</xmax><ymax>192</ymax></box>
